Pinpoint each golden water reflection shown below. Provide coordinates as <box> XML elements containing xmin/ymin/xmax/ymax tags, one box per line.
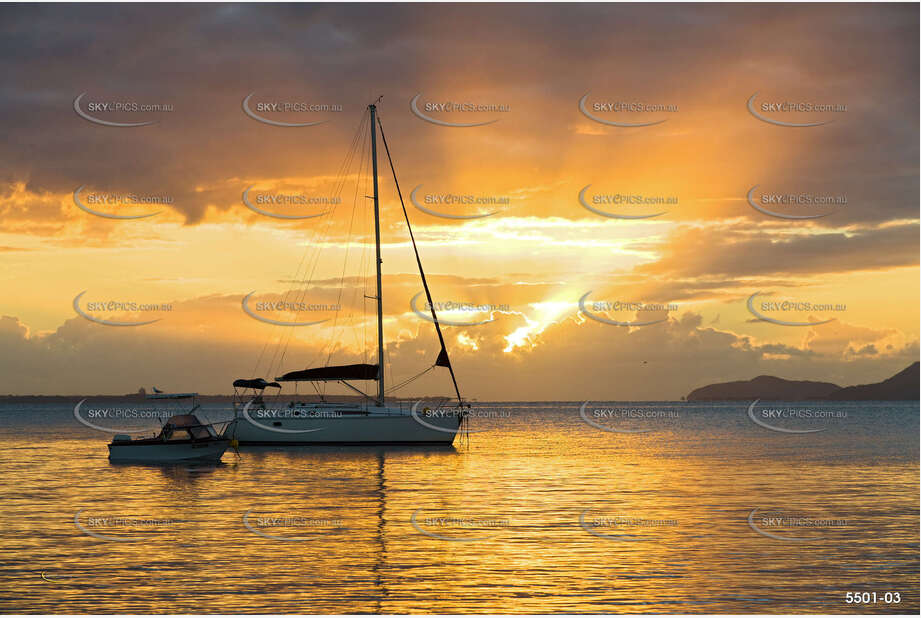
<box><xmin>1</xmin><ymin>402</ymin><xmax>917</xmax><ymax>613</ymax></box>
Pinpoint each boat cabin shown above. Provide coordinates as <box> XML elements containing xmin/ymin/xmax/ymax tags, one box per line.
<box><xmin>160</xmin><ymin>414</ymin><xmax>219</xmax><ymax>441</ymax></box>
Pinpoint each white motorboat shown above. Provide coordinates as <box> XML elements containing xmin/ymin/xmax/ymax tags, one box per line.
<box><xmin>108</xmin><ymin>393</ymin><xmax>231</xmax><ymax>463</ymax></box>
<box><xmin>229</xmin><ymin>101</ymin><xmax>467</xmax><ymax>445</ymax></box>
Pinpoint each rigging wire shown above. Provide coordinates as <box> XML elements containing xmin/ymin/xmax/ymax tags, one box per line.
<box><xmin>246</xmin><ymin>103</ymin><xmax>463</xmax><ymax>412</ymax></box>
<box><xmin>385</xmin><ymin>365</ymin><xmax>435</xmax><ymax>394</ymax></box>
<box><xmin>317</xmin><ymin>120</ymin><xmax>370</xmax><ymax>397</ymax></box>
<box><xmin>375</xmin><ymin>109</ymin><xmax>464</xmax><ymax>406</ymax></box>
<box><xmin>282</xmin><ymin>112</ymin><xmax>369</xmax><ymax>376</ymax></box>
<box><xmin>256</xmin><ymin>110</ymin><xmax>369</xmax><ymax>383</ymax></box>
<box><xmin>324</xmin><ymin>121</ymin><xmax>369</xmax><ymax>368</ymax></box>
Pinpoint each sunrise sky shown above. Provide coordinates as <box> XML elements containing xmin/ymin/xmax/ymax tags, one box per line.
<box><xmin>0</xmin><ymin>3</ymin><xmax>917</xmax><ymax>399</ymax></box>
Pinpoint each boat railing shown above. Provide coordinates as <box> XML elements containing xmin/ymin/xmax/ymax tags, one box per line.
<box><xmin>228</xmin><ymin>394</ymin><xmax>465</xmax><ymax>417</ymax></box>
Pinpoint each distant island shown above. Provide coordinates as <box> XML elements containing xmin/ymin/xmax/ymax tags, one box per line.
<box><xmin>687</xmin><ymin>362</ymin><xmax>919</xmax><ymax>401</ymax></box>
<box><xmin>0</xmin><ymin>364</ymin><xmax>916</xmax><ymax>403</ymax></box>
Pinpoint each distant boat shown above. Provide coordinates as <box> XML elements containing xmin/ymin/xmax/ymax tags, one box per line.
<box><xmin>229</xmin><ymin>101</ymin><xmax>466</xmax><ymax>445</ymax></box>
<box><xmin>108</xmin><ymin>393</ymin><xmax>231</xmax><ymax>463</ymax></box>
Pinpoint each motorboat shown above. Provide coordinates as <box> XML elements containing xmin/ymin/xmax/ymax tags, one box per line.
<box><xmin>108</xmin><ymin>393</ymin><xmax>231</xmax><ymax>463</ymax></box>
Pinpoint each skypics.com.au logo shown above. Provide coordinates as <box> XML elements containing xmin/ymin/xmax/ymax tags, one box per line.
<box><xmin>74</xmin><ymin>508</ymin><xmax>179</xmax><ymax>542</ymax></box>
<box><xmin>242</xmin><ymin>508</ymin><xmax>346</xmax><ymax>541</ymax></box>
<box><xmin>579</xmin><ymin>508</ymin><xmax>679</xmax><ymax>540</ymax></box>
<box><xmin>578</xmin><ymin>185</ymin><xmax>677</xmax><ymax>219</ymax></box>
<box><xmin>73</xmin><ymin>185</ymin><xmax>169</xmax><ymax>220</ymax></box>
<box><xmin>746</xmin><ymin>185</ymin><xmax>846</xmax><ymax>220</ymax></box>
<box><xmin>73</xmin><ymin>291</ymin><xmax>172</xmax><ymax>327</ymax></box>
<box><xmin>410</xmin><ymin>507</ymin><xmax>511</xmax><ymax>542</ymax></box>
<box><xmin>747</xmin><ymin>92</ymin><xmax>846</xmax><ymax>127</ymax></box>
<box><xmin>74</xmin><ymin>92</ymin><xmax>174</xmax><ymax>127</ymax></box>
<box><xmin>748</xmin><ymin>507</ymin><xmax>848</xmax><ymax>542</ymax></box>
<box><xmin>579</xmin><ymin>93</ymin><xmax>678</xmax><ymax>128</ymax></box>
<box><xmin>579</xmin><ymin>403</ymin><xmax>681</xmax><ymax>434</ymax></box>
<box><xmin>73</xmin><ymin>400</ymin><xmax>172</xmax><ymax>434</ymax></box>
<box><xmin>242</xmin><ymin>92</ymin><xmax>342</xmax><ymax>127</ymax></box>
<box><xmin>747</xmin><ymin>291</ymin><xmax>845</xmax><ymax>327</ymax></box>
<box><xmin>410</xmin><ymin>401</ymin><xmax>510</xmax><ymax>434</ymax></box>
<box><xmin>241</xmin><ymin>185</ymin><xmax>337</xmax><ymax>219</ymax></box>
<box><xmin>579</xmin><ymin>292</ymin><xmax>677</xmax><ymax>327</ymax></box>
<box><xmin>409</xmin><ymin>292</ymin><xmax>509</xmax><ymax>327</ymax></box>
<box><xmin>409</xmin><ymin>185</ymin><xmax>510</xmax><ymax>220</ymax></box>
<box><xmin>241</xmin><ymin>292</ymin><xmax>339</xmax><ymax>327</ymax></box>
<box><xmin>410</xmin><ymin>94</ymin><xmax>510</xmax><ymax>127</ymax></box>
<box><xmin>746</xmin><ymin>400</ymin><xmax>848</xmax><ymax>434</ymax></box>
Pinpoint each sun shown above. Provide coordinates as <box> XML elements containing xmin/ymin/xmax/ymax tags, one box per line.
<box><xmin>503</xmin><ymin>299</ymin><xmax>574</xmax><ymax>353</ymax></box>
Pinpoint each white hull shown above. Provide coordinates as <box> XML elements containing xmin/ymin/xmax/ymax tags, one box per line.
<box><xmin>229</xmin><ymin>406</ymin><xmax>460</xmax><ymax>445</ymax></box>
<box><xmin>108</xmin><ymin>440</ymin><xmax>229</xmax><ymax>463</ymax></box>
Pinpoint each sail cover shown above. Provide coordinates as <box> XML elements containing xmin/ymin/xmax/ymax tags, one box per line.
<box><xmin>232</xmin><ymin>378</ymin><xmax>281</xmax><ymax>390</ymax></box>
<box><xmin>276</xmin><ymin>363</ymin><xmax>380</xmax><ymax>382</ymax></box>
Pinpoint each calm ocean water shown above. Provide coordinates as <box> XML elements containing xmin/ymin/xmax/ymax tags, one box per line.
<box><xmin>0</xmin><ymin>400</ymin><xmax>917</xmax><ymax>614</ymax></box>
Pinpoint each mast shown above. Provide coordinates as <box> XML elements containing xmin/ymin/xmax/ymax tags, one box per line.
<box><xmin>369</xmin><ymin>103</ymin><xmax>385</xmax><ymax>405</ymax></box>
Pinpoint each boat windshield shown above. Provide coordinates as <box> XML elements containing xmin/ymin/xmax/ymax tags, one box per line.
<box><xmin>164</xmin><ymin>427</ymin><xmax>192</xmax><ymax>441</ymax></box>
<box><xmin>189</xmin><ymin>425</ymin><xmax>212</xmax><ymax>440</ymax></box>
<box><xmin>162</xmin><ymin>422</ymin><xmax>216</xmax><ymax>441</ymax></box>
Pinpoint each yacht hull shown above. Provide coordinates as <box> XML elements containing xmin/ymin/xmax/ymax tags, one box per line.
<box><xmin>228</xmin><ymin>413</ymin><xmax>460</xmax><ymax>445</ymax></box>
<box><xmin>108</xmin><ymin>440</ymin><xmax>230</xmax><ymax>463</ymax></box>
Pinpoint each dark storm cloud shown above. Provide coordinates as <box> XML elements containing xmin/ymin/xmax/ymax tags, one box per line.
<box><xmin>638</xmin><ymin>221</ymin><xmax>919</xmax><ymax>279</ymax></box>
<box><xmin>0</xmin><ymin>3</ymin><xmax>916</xmax><ymax>226</ymax></box>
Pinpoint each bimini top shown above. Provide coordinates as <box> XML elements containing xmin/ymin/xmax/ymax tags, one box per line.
<box><xmin>232</xmin><ymin>378</ymin><xmax>281</xmax><ymax>390</ymax></box>
<box><xmin>276</xmin><ymin>363</ymin><xmax>379</xmax><ymax>382</ymax></box>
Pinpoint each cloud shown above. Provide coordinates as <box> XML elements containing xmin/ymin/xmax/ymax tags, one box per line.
<box><xmin>637</xmin><ymin>222</ymin><xmax>919</xmax><ymax>280</ymax></box>
<box><xmin>1</xmin><ymin>296</ymin><xmax>916</xmax><ymax>399</ymax></box>
<box><xmin>0</xmin><ymin>4</ymin><xmax>917</xmax><ymax>399</ymax></box>
<box><xmin>0</xmin><ymin>3</ymin><xmax>916</xmax><ymax>227</ymax></box>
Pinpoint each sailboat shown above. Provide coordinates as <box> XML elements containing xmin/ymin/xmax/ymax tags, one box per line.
<box><xmin>228</xmin><ymin>100</ymin><xmax>466</xmax><ymax>445</ymax></box>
